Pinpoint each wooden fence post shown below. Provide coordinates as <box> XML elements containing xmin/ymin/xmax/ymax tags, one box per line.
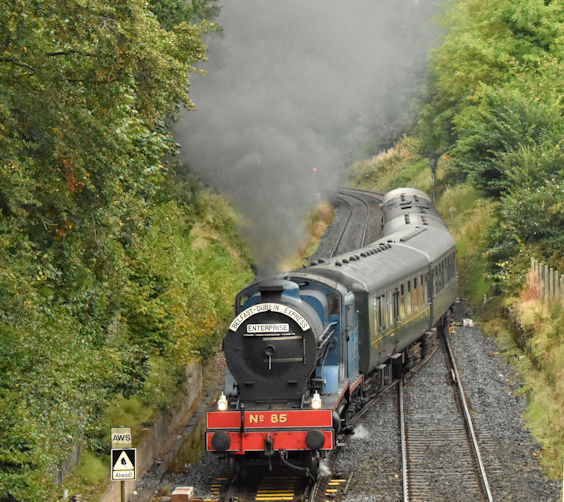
<box><xmin>529</xmin><ymin>257</ymin><xmax>563</xmax><ymax>306</ymax></box>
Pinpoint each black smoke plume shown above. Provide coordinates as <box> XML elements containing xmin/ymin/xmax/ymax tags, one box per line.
<box><xmin>175</xmin><ymin>0</ymin><xmax>439</xmax><ymax>274</ymax></box>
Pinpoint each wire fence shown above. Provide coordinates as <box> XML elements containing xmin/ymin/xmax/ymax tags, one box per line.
<box><xmin>529</xmin><ymin>257</ymin><xmax>564</xmax><ymax>305</ymax></box>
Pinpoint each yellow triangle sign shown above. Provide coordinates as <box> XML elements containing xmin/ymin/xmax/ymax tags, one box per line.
<box><xmin>113</xmin><ymin>450</ymin><xmax>134</xmax><ymax>471</ymax></box>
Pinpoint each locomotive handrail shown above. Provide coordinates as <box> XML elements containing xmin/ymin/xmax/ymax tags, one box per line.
<box><xmin>316</xmin><ymin>321</ymin><xmax>338</xmax><ymax>351</ymax></box>
<box><xmin>316</xmin><ymin>322</ymin><xmax>338</xmax><ymax>380</ymax></box>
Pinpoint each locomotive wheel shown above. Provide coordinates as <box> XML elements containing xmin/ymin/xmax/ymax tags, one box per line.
<box><xmin>307</xmin><ymin>452</ymin><xmax>320</xmax><ymax>480</ymax></box>
<box><xmin>342</xmin><ymin>406</ymin><xmax>355</xmax><ymax>434</ymax></box>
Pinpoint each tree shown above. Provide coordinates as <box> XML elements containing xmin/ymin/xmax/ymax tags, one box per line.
<box><xmin>0</xmin><ymin>1</ymin><xmax>218</xmax><ymax>499</ymax></box>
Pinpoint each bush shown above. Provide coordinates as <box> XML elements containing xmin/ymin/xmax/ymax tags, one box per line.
<box><xmin>453</xmin><ymin>80</ymin><xmax>563</xmax><ymax>197</ymax></box>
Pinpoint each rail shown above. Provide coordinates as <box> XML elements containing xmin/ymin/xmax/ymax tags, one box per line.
<box><xmin>400</xmin><ymin>329</ymin><xmax>493</xmax><ymax>502</ymax></box>
<box><xmin>338</xmin><ymin>187</ymin><xmax>383</xmax><ymax>246</ymax></box>
<box><xmin>399</xmin><ymin>380</ymin><xmax>409</xmax><ymax>502</ymax></box>
<box><xmin>339</xmin><ymin>190</ymin><xmax>371</xmax><ymax>247</ymax></box>
<box><xmin>444</xmin><ymin>330</ymin><xmax>493</xmax><ymax>502</ymax></box>
<box><xmin>329</xmin><ymin>195</ymin><xmax>354</xmax><ymax>257</ymax></box>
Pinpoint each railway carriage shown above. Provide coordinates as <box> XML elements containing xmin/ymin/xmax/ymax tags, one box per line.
<box><xmin>206</xmin><ymin>188</ymin><xmax>457</xmax><ymax>477</ymax></box>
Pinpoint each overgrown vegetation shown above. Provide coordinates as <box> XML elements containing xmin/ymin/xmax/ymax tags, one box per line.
<box><xmin>281</xmin><ymin>202</ymin><xmax>335</xmax><ymax>271</ymax></box>
<box><xmin>351</xmin><ymin>0</ymin><xmax>562</xmax><ymax>477</ymax></box>
<box><xmin>483</xmin><ymin>294</ymin><xmax>564</xmax><ymax>478</ymax></box>
<box><xmin>0</xmin><ymin>1</ymin><xmax>253</xmax><ymax>501</ymax></box>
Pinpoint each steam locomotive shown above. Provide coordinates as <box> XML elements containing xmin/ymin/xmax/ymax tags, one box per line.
<box><xmin>206</xmin><ymin>188</ymin><xmax>457</xmax><ymax>477</ymax></box>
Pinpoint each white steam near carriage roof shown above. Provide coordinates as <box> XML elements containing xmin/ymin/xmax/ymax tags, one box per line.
<box><xmin>174</xmin><ymin>0</ymin><xmax>440</xmax><ymax>275</ymax></box>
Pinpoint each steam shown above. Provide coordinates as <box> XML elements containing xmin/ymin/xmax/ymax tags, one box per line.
<box><xmin>175</xmin><ymin>0</ymin><xmax>439</xmax><ymax>274</ymax></box>
<box><xmin>351</xmin><ymin>424</ymin><xmax>369</xmax><ymax>439</ymax></box>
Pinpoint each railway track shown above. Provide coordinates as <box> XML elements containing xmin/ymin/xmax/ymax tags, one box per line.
<box><xmin>310</xmin><ymin>188</ymin><xmax>383</xmax><ymax>261</ymax></box>
<box><xmin>201</xmin><ymin>324</ymin><xmax>492</xmax><ymax>502</ymax></box>
<box><xmin>399</xmin><ymin>328</ymin><xmax>493</xmax><ymax>502</ymax></box>
<box><xmin>337</xmin><ymin>187</ymin><xmax>383</xmax><ymax>246</ymax></box>
<box><xmin>203</xmin><ymin>467</ymin><xmax>322</xmax><ymax>502</ymax></box>
<box><xmin>329</xmin><ymin>194</ymin><xmax>357</xmax><ymax>257</ymax></box>
<box><xmin>307</xmin><ymin>337</ymin><xmax>440</xmax><ymax>502</ymax></box>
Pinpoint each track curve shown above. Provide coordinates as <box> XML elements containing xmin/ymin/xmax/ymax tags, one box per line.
<box><xmin>309</xmin><ymin>188</ymin><xmax>383</xmax><ymax>262</ymax></box>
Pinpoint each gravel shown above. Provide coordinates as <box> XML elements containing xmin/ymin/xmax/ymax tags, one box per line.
<box><xmin>333</xmin><ymin>300</ymin><xmax>561</xmax><ymax>501</ymax></box>
<box><xmin>448</xmin><ymin>301</ymin><xmax>560</xmax><ymax>501</ymax></box>
<box><xmin>157</xmin><ymin>451</ymin><xmax>226</xmax><ymax>499</ymax></box>
<box><xmin>333</xmin><ymin>390</ymin><xmax>402</xmax><ymax>502</ymax></box>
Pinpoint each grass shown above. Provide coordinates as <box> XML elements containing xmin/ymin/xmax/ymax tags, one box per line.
<box><xmin>281</xmin><ymin>201</ymin><xmax>335</xmax><ymax>270</ymax></box>
<box><xmin>514</xmin><ymin>296</ymin><xmax>564</xmax><ymax>477</ymax></box>
<box><xmin>61</xmin><ymin>450</ymin><xmax>110</xmax><ymax>500</ymax></box>
<box><xmin>445</xmin><ymin>193</ymin><xmax>496</xmax><ymax>304</ymax></box>
<box><xmin>107</xmin><ymin>396</ymin><xmax>156</xmax><ymax>432</ymax></box>
<box><xmin>485</xmin><ymin>299</ymin><xmax>564</xmax><ymax>478</ymax></box>
<box><xmin>351</xmin><ymin>137</ymin><xmax>432</xmax><ymax>193</ymax></box>
<box><xmin>73</xmin><ymin>451</ymin><xmax>108</xmax><ymax>485</ymax></box>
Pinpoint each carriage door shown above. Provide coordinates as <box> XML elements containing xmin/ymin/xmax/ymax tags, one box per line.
<box><xmin>343</xmin><ymin>292</ymin><xmax>358</xmax><ymax>381</ymax></box>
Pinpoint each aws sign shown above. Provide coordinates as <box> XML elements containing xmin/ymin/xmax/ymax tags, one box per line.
<box><xmin>111</xmin><ymin>427</ymin><xmax>132</xmax><ymax>448</ymax></box>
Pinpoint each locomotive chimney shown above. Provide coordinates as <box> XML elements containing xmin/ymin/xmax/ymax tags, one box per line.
<box><xmin>259</xmin><ymin>279</ymin><xmax>299</xmax><ymax>303</ymax></box>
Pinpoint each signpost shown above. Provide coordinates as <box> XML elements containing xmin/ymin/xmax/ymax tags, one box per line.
<box><xmin>111</xmin><ymin>427</ymin><xmax>135</xmax><ymax>502</ymax></box>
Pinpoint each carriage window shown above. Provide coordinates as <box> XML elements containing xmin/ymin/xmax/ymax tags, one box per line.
<box><xmin>393</xmin><ymin>289</ymin><xmax>400</xmax><ymax>322</ymax></box>
<box><xmin>378</xmin><ymin>296</ymin><xmax>384</xmax><ymax>330</ymax></box>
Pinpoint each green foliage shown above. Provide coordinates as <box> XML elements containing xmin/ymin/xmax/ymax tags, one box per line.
<box><xmin>415</xmin><ymin>0</ymin><xmax>563</xmax><ymax>291</ymax></box>
<box><xmin>0</xmin><ymin>1</ymin><xmax>249</xmax><ymax>500</ymax></box>
<box><xmin>149</xmin><ymin>0</ymin><xmax>220</xmax><ymax>28</ymax></box>
<box><xmin>73</xmin><ymin>451</ymin><xmax>108</xmax><ymax>486</ymax></box>
<box><xmin>417</xmin><ymin>0</ymin><xmax>563</xmax><ymax>156</ymax></box>
<box><xmin>453</xmin><ymin>81</ymin><xmax>563</xmax><ymax>196</ymax></box>
<box><xmin>499</xmin><ymin>144</ymin><xmax>564</xmax><ymax>267</ymax></box>
<box><xmin>434</xmin><ymin>183</ymin><xmax>496</xmax><ymax>302</ymax></box>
